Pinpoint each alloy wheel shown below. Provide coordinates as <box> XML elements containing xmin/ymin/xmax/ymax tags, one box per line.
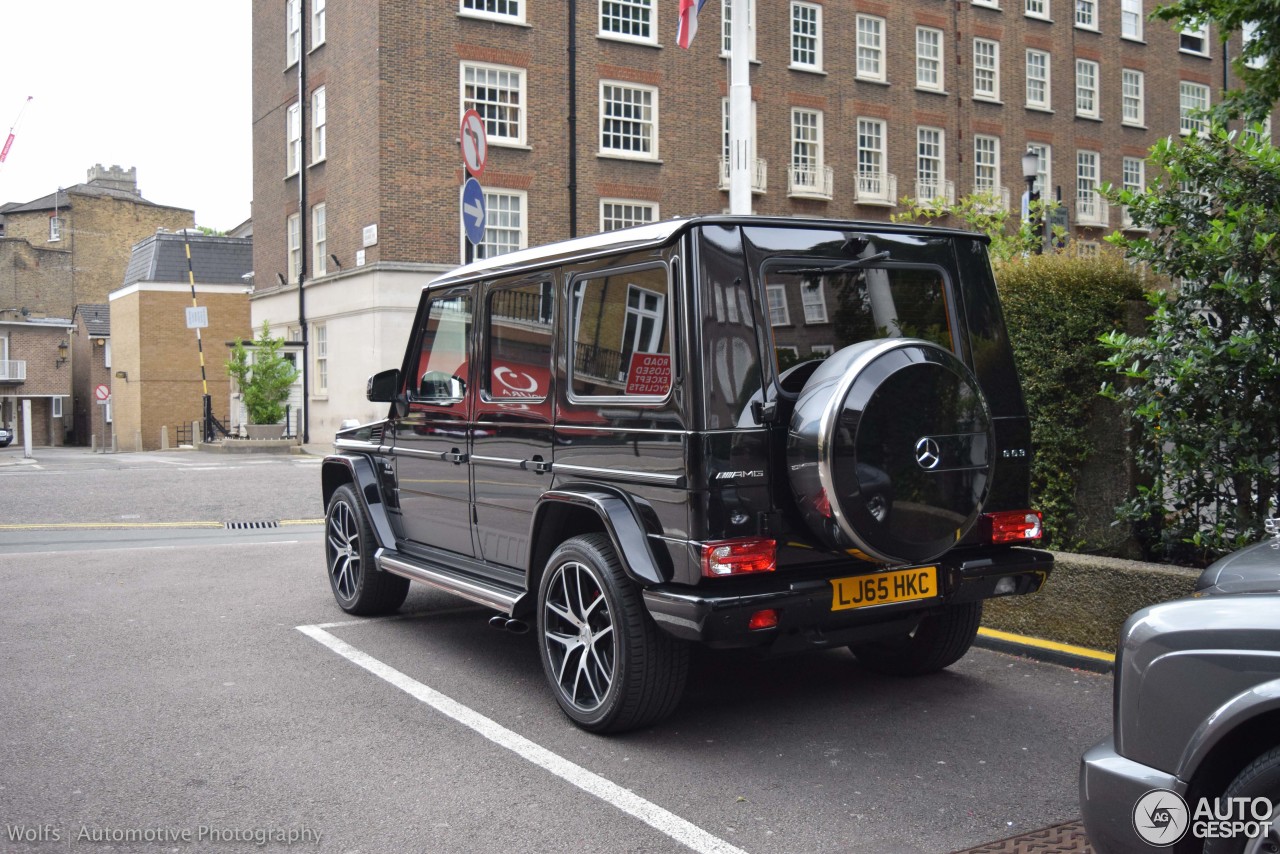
<box><xmin>541</xmin><ymin>560</ymin><xmax>616</xmax><ymax>712</ymax></box>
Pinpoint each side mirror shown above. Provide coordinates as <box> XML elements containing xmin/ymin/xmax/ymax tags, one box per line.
<box><xmin>366</xmin><ymin>368</ymin><xmax>401</xmax><ymax>402</ymax></box>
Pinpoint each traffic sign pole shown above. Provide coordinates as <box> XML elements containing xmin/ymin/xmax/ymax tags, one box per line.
<box><xmin>460</xmin><ymin>111</ymin><xmax>489</xmax><ymax>255</ymax></box>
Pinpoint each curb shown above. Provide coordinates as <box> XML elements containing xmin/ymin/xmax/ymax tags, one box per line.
<box><xmin>975</xmin><ymin>627</ymin><xmax>1115</xmax><ymax>674</ymax></box>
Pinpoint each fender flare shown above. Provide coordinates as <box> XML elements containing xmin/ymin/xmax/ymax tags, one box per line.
<box><xmin>531</xmin><ymin>485</ymin><xmax>670</xmax><ymax>586</ymax></box>
<box><xmin>321</xmin><ymin>454</ymin><xmax>397</xmax><ymax>550</ymax></box>
<box><xmin>1179</xmin><ymin>677</ymin><xmax>1280</xmax><ymax>782</ymax></box>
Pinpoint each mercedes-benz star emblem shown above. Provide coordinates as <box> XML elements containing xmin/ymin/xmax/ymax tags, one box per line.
<box><xmin>915</xmin><ymin>437</ymin><xmax>941</xmax><ymax>470</ymax></box>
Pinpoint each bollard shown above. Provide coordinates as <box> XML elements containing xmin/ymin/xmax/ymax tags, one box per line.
<box><xmin>111</xmin><ymin>432</ymin><xmax>118</xmax><ymax>454</ymax></box>
<box><xmin>91</xmin><ymin>434</ymin><xmax>98</xmax><ymax>453</ymax></box>
<box><xmin>161</xmin><ymin>426</ymin><xmax>170</xmax><ymax>450</ymax></box>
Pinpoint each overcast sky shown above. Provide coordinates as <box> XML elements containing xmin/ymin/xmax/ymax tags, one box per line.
<box><xmin>0</xmin><ymin>2</ymin><xmax>251</xmax><ymax>231</ymax></box>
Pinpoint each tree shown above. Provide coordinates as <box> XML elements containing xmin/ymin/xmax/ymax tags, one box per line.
<box><xmin>1100</xmin><ymin>125</ymin><xmax>1280</xmax><ymax>563</ymax></box>
<box><xmin>892</xmin><ymin>193</ymin><xmax>1064</xmax><ymax>262</ymax></box>
<box><xmin>1150</xmin><ymin>0</ymin><xmax>1280</xmax><ymax>122</ymax></box>
<box><xmin>226</xmin><ymin>321</ymin><xmax>300</xmax><ymax>426</ymax></box>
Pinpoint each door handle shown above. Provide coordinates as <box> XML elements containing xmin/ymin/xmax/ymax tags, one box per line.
<box><xmin>526</xmin><ymin>455</ymin><xmax>551</xmax><ymax>474</ymax></box>
<box><xmin>444</xmin><ymin>449</ymin><xmax>468</xmax><ymax>464</ymax></box>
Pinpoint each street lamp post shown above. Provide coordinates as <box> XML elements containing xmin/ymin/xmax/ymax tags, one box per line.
<box><xmin>1021</xmin><ymin>150</ymin><xmax>1043</xmax><ymax>254</ymax></box>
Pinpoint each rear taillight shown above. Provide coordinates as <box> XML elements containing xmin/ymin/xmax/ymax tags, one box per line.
<box><xmin>981</xmin><ymin>510</ymin><xmax>1044</xmax><ymax>545</ymax></box>
<box><xmin>700</xmin><ymin>538</ymin><xmax>777</xmax><ymax>578</ymax></box>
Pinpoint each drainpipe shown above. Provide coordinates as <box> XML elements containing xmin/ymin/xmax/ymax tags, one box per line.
<box><xmin>567</xmin><ymin>0</ymin><xmax>578</xmax><ymax>238</ymax></box>
<box><xmin>297</xmin><ymin>0</ymin><xmax>310</xmax><ymax>443</ymax></box>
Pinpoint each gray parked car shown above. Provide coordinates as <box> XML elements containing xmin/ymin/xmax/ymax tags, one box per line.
<box><xmin>1081</xmin><ymin>520</ymin><xmax>1280</xmax><ymax>854</ymax></box>
<box><xmin>0</xmin><ymin>425</ymin><xmax>12</xmax><ymax>447</ymax></box>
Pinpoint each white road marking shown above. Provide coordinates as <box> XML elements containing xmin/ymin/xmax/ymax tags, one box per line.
<box><xmin>313</xmin><ymin>605</ymin><xmax>481</xmax><ymax>630</ymax></box>
<box><xmin>297</xmin><ymin>624</ymin><xmax>750</xmax><ymax>854</ymax></box>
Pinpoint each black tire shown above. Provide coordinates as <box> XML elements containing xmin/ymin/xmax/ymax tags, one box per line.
<box><xmin>536</xmin><ymin>533</ymin><xmax>689</xmax><ymax>733</ymax></box>
<box><xmin>851</xmin><ymin>601</ymin><xmax>982</xmax><ymax>676</ymax></box>
<box><xmin>1203</xmin><ymin>746</ymin><xmax>1280</xmax><ymax>854</ymax></box>
<box><xmin>325</xmin><ymin>483</ymin><xmax>409</xmax><ymax>615</ymax></box>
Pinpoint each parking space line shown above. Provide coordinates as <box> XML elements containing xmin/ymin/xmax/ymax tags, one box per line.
<box><xmin>296</xmin><ymin>624</ymin><xmax>749</xmax><ymax>854</ymax></box>
<box><xmin>312</xmin><ymin>605</ymin><xmax>483</xmax><ymax>630</ymax></box>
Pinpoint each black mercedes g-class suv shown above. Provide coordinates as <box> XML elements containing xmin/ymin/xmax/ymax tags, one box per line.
<box><xmin>321</xmin><ymin>216</ymin><xmax>1051</xmax><ymax>733</ymax></box>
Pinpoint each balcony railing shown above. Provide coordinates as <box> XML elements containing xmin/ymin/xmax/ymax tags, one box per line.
<box><xmin>855</xmin><ymin>171</ymin><xmax>897</xmax><ymax>206</ymax></box>
<box><xmin>0</xmin><ymin>360</ymin><xmax>26</xmax><ymax>382</ymax></box>
<box><xmin>719</xmin><ymin>157</ymin><xmax>769</xmax><ymax>194</ymax></box>
<box><xmin>1119</xmin><ymin>206</ymin><xmax>1148</xmax><ymax>231</ymax></box>
<box><xmin>1077</xmin><ymin>191</ymin><xmax>1110</xmax><ymax>227</ymax></box>
<box><xmin>914</xmin><ymin>179</ymin><xmax>956</xmax><ymax>205</ymax></box>
<box><xmin>973</xmin><ymin>185</ymin><xmax>1012</xmax><ymax>213</ymax></box>
<box><xmin>788</xmin><ymin>164</ymin><xmax>834</xmax><ymax>200</ymax></box>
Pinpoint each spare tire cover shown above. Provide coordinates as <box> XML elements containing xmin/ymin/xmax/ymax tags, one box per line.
<box><xmin>787</xmin><ymin>338</ymin><xmax>993</xmax><ymax>565</ymax></box>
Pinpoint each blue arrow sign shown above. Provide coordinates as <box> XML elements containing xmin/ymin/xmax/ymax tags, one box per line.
<box><xmin>462</xmin><ymin>177</ymin><xmax>486</xmax><ymax>246</ymax></box>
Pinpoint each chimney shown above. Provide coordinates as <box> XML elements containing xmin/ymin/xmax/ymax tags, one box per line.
<box><xmin>86</xmin><ymin>164</ymin><xmax>140</xmax><ymax>197</ymax></box>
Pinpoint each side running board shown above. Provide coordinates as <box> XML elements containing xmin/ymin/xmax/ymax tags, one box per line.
<box><xmin>376</xmin><ymin>549</ymin><xmax>525</xmax><ymax>615</ymax></box>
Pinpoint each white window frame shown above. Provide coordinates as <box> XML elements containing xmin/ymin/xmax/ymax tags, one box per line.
<box><xmin>1243</xmin><ymin>21</ymin><xmax>1264</xmax><ymax>69</ymax></box>
<box><xmin>599</xmin><ymin>0</ymin><xmax>656</xmax><ymax>46</ymax></box>
<box><xmin>916</xmin><ymin>27</ymin><xmax>944</xmax><ymax>91</ymax></box>
<box><xmin>1122</xmin><ymin>156</ymin><xmax>1144</xmax><ymax>226</ymax></box>
<box><xmin>600</xmin><ymin>199</ymin><xmax>658</xmax><ymax>231</ymax></box>
<box><xmin>1180</xmin><ymin>81</ymin><xmax>1210</xmax><ymax>136</ymax></box>
<box><xmin>460</xmin><ymin>0</ymin><xmax>525</xmax><ymax>24</ymax></box>
<box><xmin>461</xmin><ymin>62</ymin><xmax>527</xmax><ymax>146</ymax></box>
<box><xmin>801</xmin><ymin>282</ymin><xmax>828</xmax><ymax>324</ymax></box>
<box><xmin>470</xmin><ymin>188</ymin><xmax>527</xmax><ymax>260</ymax></box>
<box><xmin>974</xmin><ymin>135</ymin><xmax>1001</xmax><ymax>197</ymax></box>
<box><xmin>766</xmin><ymin>285</ymin><xmax>790</xmax><ymax>327</ymax></box>
<box><xmin>790</xmin><ymin>2</ymin><xmax>823</xmax><ymax>72</ymax></box>
<box><xmin>286</xmin><ymin>102</ymin><xmax>301</xmax><ymax>177</ymax></box>
<box><xmin>1180</xmin><ymin>22</ymin><xmax>1209</xmax><ymax>55</ymax></box>
<box><xmin>312</xmin><ymin>0</ymin><xmax>326</xmax><ymax>47</ymax></box>
<box><xmin>1026</xmin><ymin>49</ymin><xmax>1051</xmax><ymax>110</ymax></box>
<box><xmin>52</xmin><ymin>397</ymin><xmax>63</xmax><ymax>419</ymax></box>
<box><xmin>1077</xmin><ymin>149</ymin><xmax>1101</xmax><ymax>218</ymax></box>
<box><xmin>1025</xmin><ymin>0</ymin><xmax>1050</xmax><ymax>19</ymax></box>
<box><xmin>313</xmin><ymin>322</ymin><xmax>328</xmax><ymax>395</ymax></box>
<box><xmin>599</xmin><ymin>81</ymin><xmax>658</xmax><ymax>161</ymax></box>
<box><xmin>973</xmin><ymin>0</ymin><xmax>1000</xmax><ymax>8</ymax></box>
<box><xmin>105</xmin><ymin>340</ymin><xmax>112</xmax><ymax>369</ymax></box>
<box><xmin>1121</xmin><ymin>0</ymin><xmax>1142</xmax><ymax>40</ymax></box>
<box><xmin>313</xmin><ymin>203</ymin><xmax>327</xmax><ymax>277</ymax></box>
<box><xmin>973</xmin><ymin>38</ymin><xmax>1000</xmax><ymax>101</ymax></box>
<box><xmin>287</xmin><ymin>214</ymin><xmax>301</xmax><ymax>284</ymax></box>
<box><xmin>857</xmin><ymin>117</ymin><xmax>887</xmax><ymax>195</ymax></box>
<box><xmin>720</xmin><ymin>0</ymin><xmax>757</xmax><ymax>60</ymax></box>
<box><xmin>917</xmin><ymin>126</ymin><xmax>947</xmax><ymax>201</ymax></box>
<box><xmin>856</xmin><ymin>15</ymin><xmax>885</xmax><ymax>82</ymax></box>
<box><xmin>1122</xmin><ymin>69</ymin><xmax>1145</xmax><ymax>126</ymax></box>
<box><xmin>286</xmin><ymin>0</ymin><xmax>301</xmax><ymax>67</ymax></box>
<box><xmin>789</xmin><ymin>107</ymin><xmax>824</xmax><ymax>193</ymax></box>
<box><xmin>48</xmin><ymin>216</ymin><xmax>63</xmax><ymax>242</ymax></box>
<box><xmin>1076</xmin><ymin>59</ymin><xmax>1099</xmax><ymax>118</ymax></box>
<box><xmin>1075</xmin><ymin>0</ymin><xmax>1097</xmax><ymax>30</ymax></box>
<box><xmin>311</xmin><ymin>86</ymin><xmax>326</xmax><ymax>164</ymax></box>
<box><xmin>1027</xmin><ymin>142</ymin><xmax>1051</xmax><ymax>195</ymax></box>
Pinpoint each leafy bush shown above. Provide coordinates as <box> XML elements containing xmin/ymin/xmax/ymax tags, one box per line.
<box><xmin>997</xmin><ymin>251</ymin><xmax>1146</xmax><ymax>550</ymax></box>
<box><xmin>226</xmin><ymin>321</ymin><xmax>300</xmax><ymax>426</ymax></box>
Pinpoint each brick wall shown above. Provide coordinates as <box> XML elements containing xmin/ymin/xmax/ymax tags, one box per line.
<box><xmin>0</xmin><ymin>239</ymin><xmax>74</xmax><ymax>317</ymax></box>
<box><xmin>4</xmin><ymin>323</ymin><xmax>71</xmax><ymax>445</ymax></box>
<box><xmin>68</xmin><ymin>193</ymin><xmax>194</xmax><ymax>306</ymax></box>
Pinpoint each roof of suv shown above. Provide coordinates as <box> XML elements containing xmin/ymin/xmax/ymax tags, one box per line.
<box><xmin>430</xmin><ymin>215</ymin><xmax>989</xmax><ymax>289</ymax></box>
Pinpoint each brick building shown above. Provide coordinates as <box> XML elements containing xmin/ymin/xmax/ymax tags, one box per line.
<box><xmin>108</xmin><ymin>232</ymin><xmax>253</xmax><ymax>451</ymax></box>
<box><xmin>250</xmin><ymin>0</ymin><xmax>1278</xmax><ymax>440</ymax></box>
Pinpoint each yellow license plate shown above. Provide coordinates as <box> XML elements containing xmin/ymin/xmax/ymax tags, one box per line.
<box><xmin>831</xmin><ymin>566</ymin><xmax>939</xmax><ymax>611</ymax></box>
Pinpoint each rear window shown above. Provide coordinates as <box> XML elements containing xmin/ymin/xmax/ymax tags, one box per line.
<box><xmin>762</xmin><ymin>262</ymin><xmax>954</xmax><ymax>376</ymax></box>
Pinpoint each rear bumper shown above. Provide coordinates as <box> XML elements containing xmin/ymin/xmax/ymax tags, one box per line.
<box><xmin>1080</xmin><ymin>737</ymin><xmax>1188</xmax><ymax>854</ymax></box>
<box><xmin>642</xmin><ymin>547</ymin><xmax>1051</xmax><ymax>651</ymax></box>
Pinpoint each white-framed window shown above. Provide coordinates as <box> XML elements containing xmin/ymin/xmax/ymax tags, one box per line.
<box><xmin>313</xmin><ymin>203</ymin><xmax>327</xmax><ymax>277</ymax></box>
<box><xmin>973</xmin><ymin>38</ymin><xmax>1000</xmax><ymax>101</ymax></box>
<box><xmin>1026</xmin><ymin>49</ymin><xmax>1051</xmax><ymax>109</ymax></box>
<box><xmin>801</xmin><ymin>282</ymin><xmax>828</xmax><ymax>324</ymax></box>
<box><xmin>811</xmin><ymin>344</ymin><xmax>834</xmax><ymax>357</ymax></box>
<box><xmin>601</xmin><ymin>199</ymin><xmax>658</xmax><ymax>231</ymax></box>
<box><xmin>1180</xmin><ymin>81</ymin><xmax>1210</xmax><ymax>136</ymax></box>
<box><xmin>766</xmin><ymin>285</ymin><xmax>790</xmax><ymax>326</ymax></box>
<box><xmin>1076</xmin><ymin>59</ymin><xmax>1099</xmax><ymax>118</ymax></box>
<box><xmin>1121</xmin><ymin>0</ymin><xmax>1142</xmax><ymax>40</ymax></box>
<box><xmin>917</xmin><ymin>126</ymin><xmax>946</xmax><ymax>201</ymax></box>
<box><xmin>1077</xmin><ymin>149</ymin><xmax>1101</xmax><ymax>219</ymax></box>
<box><xmin>286</xmin><ymin>214</ymin><xmax>301</xmax><ymax>284</ymax></box>
<box><xmin>105</xmin><ymin>339</ymin><xmax>112</xmax><ymax>368</ymax></box>
<box><xmin>790</xmin><ymin>2</ymin><xmax>822</xmax><ymax>72</ymax></box>
<box><xmin>313</xmin><ymin>323</ymin><xmax>328</xmax><ymax>395</ymax></box>
<box><xmin>1122</xmin><ymin>69</ymin><xmax>1144</xmax><ymax>125</ymax></box>
<box><xmin>312</xmin><ymin>0</ymin><xmax>326</xmax><ymax>46</ymax></box>
<box><xmin>600</xmin><ymin>0</ymin><xmax>655</xmax><ymax>44</ymax></box>
<box><xmin>311</xmin><ymin>86</ymin><xmax>326</xmax><ymax>163</ymax></box>
<box><xmin>790</xmin><ymin>107</ymin><xmax>823</xmax><ymax>188</ymax></box>
<box><xmin>461</xmin><ymin>0</ymin><xmax>524</xmax><ymax>24</ymax></box>
<box><xmin>600</xmin><ymin>82</ymin><xmax>657</xmax><ymax>160</ymax></box>
<box><xmin>53</xmin><ymin>397</ymin><xmax>63</xmax><ymax>418</ymax></box>
<box><xmin>286</xmin><ymin>102</ymin><xmax>301</xmax><ymax>176</ymax></box>
<box><xmin>1075</xmin><ymin>0</ymin><xmax>1097</xmax><ymax>29</ymax></box>
<box><xmin>720</xmin><ymin>96</ymin><xmax>760</xmax><ymax>179</ymax></box>
<box><xmin>974</xmin><ymin>0</ymin><xmax>1000</xmax><ymax>8</ymax></box>
<box><xmin>1027</xmin><ymin>142</ymin><xmax>1051</xmax><ymax>195</ymax></box>
<box><xmin>1243</xmin><ymin>21</ymin><xmax>1264</xmax><ymax>69</ymax></box>
<box><xmin>286</xmin><ymin>0</ymin><xmax>301</xmax><ymax>67</ymax></box>
<box><xmin>476</xmin><ymin>189</ymin><xmax>526</xmax><ymax>259</ymax></box>
<box><xmin>720</xmin><ymin>0</ymin><xmax>756</xmax><ymax>60</ymax></box>
<box><xmin>1245</xmin><ymin>116</ymin><xmax>1272</xmax><ymax>143</ymax></box>
<box><xmin>462</xmin><ymin>62</ymin><xmax>526</xmax><ymax>145</ymax></box>
<box><xmin>1122</xmin><ymin>156</ymin><xmax>1144</xmax><ymax>227</ymax></box>
<box><xmin>974</xmin><ymin>135</ymin><xmax>1001</xmax><ymax>197</ymax></box>
<box><xmin>48</xmin><ymin>216</ymin><xmax>63</xmax><ymax>242</ymax></box>
<box><xmin>857</xmin><ymin>118</ymin><xmax>887</xmax><ymax>193</ymax></box>
<box><xmin>1025</xmin><ymin>0</ymin><xmax>1049</xmax><ymax>18</ymax></box>
<box><xmin>916</xmin><ymin>27</ymin><xmax>944</xmax><ymax>91</ymax></box>
<box><xmin>856</xmin><ymin>15</ymin><xmax>885</xmax><ymax>82</ymax></box>
<box><xmin>1180</xmin><ymin>22</ymin><xmax>1209</xmax><ymax>55</ymax></box>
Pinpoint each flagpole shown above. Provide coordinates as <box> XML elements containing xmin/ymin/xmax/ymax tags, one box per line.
<box><xmin>728</xmin><ymin>0</ymin><xmax>750</xmax><ymax>214</ymax></box>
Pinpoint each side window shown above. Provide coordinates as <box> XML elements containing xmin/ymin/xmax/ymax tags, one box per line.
<box><xmin>569</xmin><ymin>264</ymin><xmax>672</xmax><ymax>399</ymax></box>
<box><xmin>410</xmin><ymin>292</ymin><xmax>473</xmax><ymax>403</ymax></box>
<box><xmin>486</xmin><ymin>281</ymin><xmax>553</xmax><ymax>400</ymax></box>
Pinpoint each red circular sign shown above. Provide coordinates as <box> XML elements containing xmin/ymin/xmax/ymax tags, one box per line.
<box><xmin>460</xmin><ymin>109</ymin><xmax>488</xmax><ymax>178</ymax></box>
<box><xmin>94</xmin><ymin>383</ymin><xmax>111</xmax><ymax>402</ymax></box>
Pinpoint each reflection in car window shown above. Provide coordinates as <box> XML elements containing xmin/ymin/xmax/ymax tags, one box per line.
<box><xmin>763</xmin><ymin>263</ymin><xmax>953</xmax><ymax>376</ymax></box>
<box><xmin>412</xmin><ymin>293</ymin><xmax>472</xmax><ymax>402</ymax></box>
<box><xmin>570</xmin><ymin>265</ymin><xmax>672</xmax><ymax>398</ymax></box>
<box><xmin>487</xmin><ymin>282</ymin><xmax>553</xmax><ymax>400</ymax></box>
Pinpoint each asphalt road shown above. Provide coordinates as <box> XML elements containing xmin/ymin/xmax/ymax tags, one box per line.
<box><xmin>0</xmin><ymin>447</ymin><xmax>1112</xmax><ymax>853</ymax></box>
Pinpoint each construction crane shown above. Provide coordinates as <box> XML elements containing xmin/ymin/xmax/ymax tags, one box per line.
<box><xmin>0</xmin><ymin>95</ymin><xmax>34</xmax><ymax>172</ymax></box>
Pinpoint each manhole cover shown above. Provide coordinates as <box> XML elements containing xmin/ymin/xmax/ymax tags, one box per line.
<box><xmin>224</xmin><ymin>520</ymin><xmax>281</xmax><ymax>530</ymax></box>
<box><xmin>951</xmin><ymin>820</ymin><xmax>1094</xmax><ymax>854</ymax></box>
